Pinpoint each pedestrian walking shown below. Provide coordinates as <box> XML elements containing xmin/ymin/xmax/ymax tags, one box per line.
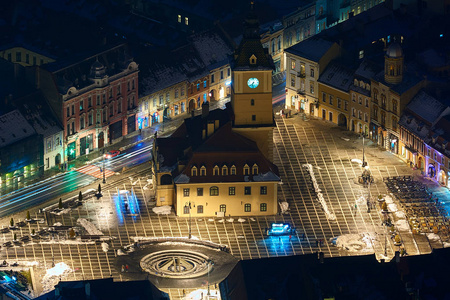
<box><xmin>315</xmin><ymin>239</ymin><xmax>318</xmax><ymax>246</ymax></box>
<box><xmin>302</xmin><ymin>233</ymin><xmax>305</xmax><ymax>241</ymax></box>
<box><xmin>278</xmin><ymin>237</ymin><xmax>281</xmax><ymax>243</ymax></box>
<box><xmin>289</xmin><ymin>234</ymin><xmax>292</xmax><ymax>241</ymax></box>
<box><xmin>320</xmin><ymin>239</ymin><xmax>323</xmax><ymax>246</ymax></box>
<box><xmin>121</xmin><ymin>265</ymin><xmax>125</xmax><ymax>273</ymax></box>
<box><xmin>125</xmin><ymin>264</ymin><xmax>129</xmax><ymax>272</ymax></box>
<box><xmin>182</xmin><ymin>289</ymin><xmax>186</xmax><ymax>296</ymax></box>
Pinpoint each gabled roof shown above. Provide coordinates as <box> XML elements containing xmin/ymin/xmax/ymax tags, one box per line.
<box><xmin>285</xmin><ymin>37</ymin><xmax>336</xmax><ymax>63</ymax></box>
<box><xmin>175</xmin><ymin>123</ymin><xmax>280</xmax><ymax>184</ymax></box>
<box><xmin>0</xmin><ymin>110</ymin><xmax>36</xmax><ymax>147</ymax></box>
<box><xmin>405</xmin><ymin>90</ymin><xmax>447</xmax><ymax>124</ymax></box>
<box><xmin>318</xmin><ymin>62</ymin><xmax>354</xmax><ymax>92</ymax></box>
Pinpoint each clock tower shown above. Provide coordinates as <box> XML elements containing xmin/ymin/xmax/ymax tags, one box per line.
<box><xmin>231</xmin><ymin>2</ymin><xmax>275</xmax><ymax>161</ymax></box>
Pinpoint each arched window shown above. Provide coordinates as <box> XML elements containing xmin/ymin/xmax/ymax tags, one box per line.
<box><xmin>191</xmin><ymin>166</ymin><xmax>197</xmax><ymax>176</ymax></box>
<box><xmin>354</xmin><ymin>79</ymin><xmax>358</xmax><ymax>86</ymax></box>
<box><xmin>252</xmin><ymin>163</ymin><xmax>259</xmax><ymax>175</ymax></box>
<box><xmin>230</xmin><ymin>165</ymin><xmax>236</xmax><ymax>175</ymax></box>
<box><xmin>213</xmin><ymin>165</ymin><xmax>219</xmax><ymax>176</ymax></box>
<box><xmin>222</xmin><ymin>165</ymin><xmax>228</xmax><ymax>176</ymax></box>
<box><xmin>373</xmin><ymin>89</ymin><xmax>378</xmax><ymax>102</ymax></box>
<box><xmin>243</xmin><ymin>164</ymin><xmax>250</xmax><ymax>175</ymax></box>
<box><xmin>200</xmin><ymin>166</ymin><xmax>206</xmax><ymax>176</ymax></box>
<box><xmin>210</xmin><ymin>186</ymin><xmax>219</xmax><ymax>196</ymax></box>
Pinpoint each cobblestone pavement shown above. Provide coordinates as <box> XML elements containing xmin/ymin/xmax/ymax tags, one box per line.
<box><xmin>1</xmin><ymin>112</ymin><xmax>448</xmax><ymax>299</ymax></box>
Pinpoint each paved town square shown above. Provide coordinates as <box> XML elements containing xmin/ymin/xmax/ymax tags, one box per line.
<box><xmin>1</xmin><ymin>112</ymin><xmax>448</xmax><ymax>298</ymax></box>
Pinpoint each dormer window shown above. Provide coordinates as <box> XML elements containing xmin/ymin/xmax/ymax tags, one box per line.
<box><xmin>222</xmin><ymin>165</ymin><xmax>228</xmax><ymax>176</ymax></box>
<box><xmin>230</xmin><ymin>165</ymin><xmax>236</xmax><ymax>175</ymax></box>
<box><xmin>213</xmin><ymin>165</ymin><xmax>219</xmax><ymax>176</ymax></box>
<box><xmin>252</xmin><ymin>163</ymin><xmax>259</xmax><ymax>175</ymax></box>
<box><xmin>200</xmin><ymin>165</ymin><xmax>206</xmax><ymax>176</ymax></box>
<box><xmin>191</xmin><ymin>166</ymin><xmax>197</xmax><ymax>176</ymax></box>
<box><xmin>249</xmin><ymin>54</ymin><xmax>257</xmax><ymax>65</ymax></box>
<box><xmin>354</xmin><ymin>79</ymin><xmax>358</xmax><ymax>86</ymax></box>
<box><xmin>243</xmin><ymin>164</ymin><xmax>250</xmax><ymax>175</ymax></box>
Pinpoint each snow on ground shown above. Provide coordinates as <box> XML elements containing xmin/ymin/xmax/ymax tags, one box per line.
<box><xmin>226</xmin><ymin>218</ymin><xmax>234</xmax><ymax>223</ymax></box>
<box><xmin>356</xmin><ymin>196</ymin><xmax>366</xmax><ymax>205</ymax></box>
<box><xmin>395</xmin><ymin>211</ymin><xmax>406</xmax><ymax>219</ymax></box>
<box><xmin>395</xmin><ymin>219</ymin><xmax>410</xmax><ymax>232</ymax></box>
<box><xmin>41</xmin><ymin>262</ymin><xmax>73</xmax><ymax>294</ymax></box>
<box><xmin>101</xmin><ymin>242</ymin><xmax>109</xmax><ymax>252</ymax></box>
<box><xmin>119</xmin><ymin>190</ymin><xmax>129</xmax><ymax>194</ymax></box>
<box><xmin>40</xmin><ymin>239</ymin><xmax>95</xmax><ymax>245</ymax></box>
<box><xmin>185</xmin><ymin>288</ymin><xmax>221</xmax><ymax>300</ymax></box>
<box><xmin>152</xmin><ymin>206</ymin><xmax>171</xmax><ymax>215</ymax></box>
<box><xmin>53</xmin><ymin>222</ymin><xmax>62</xmax><ymax>226</ymax></box>
<box><xmin>385</xmin><ymin>195</ymin><xmax>394</xmax><ymax>204</ymax></box>
<box><xmin>279</xmin><ymin>201</ymin><xmax>289</xmax><ymax>213</ymax></box>
<box><xmin>77</xmin><ymin>218</ymin><xmax>103</xmax><ymax>235</ymax></box>
<box><xmin>51</xmin><ymin>208</ymin><xmax>71</xmax><ymax>215</ymax></box>
<box><xmin>218</xmin><ymin>219</ymin><xmax>224</xmax><ymax>223</ymax></box>
<box><xmin>250</xmin><ymin>218</ymin><xmax>256</xmax><ymax>221</ymax></box>
<box><xmin>238</xmin><ymin>218</ymin><xmax>246</xmax><ymax>223</ymax></box>
<box><xmin>351</xmin><ymin>158</ymin><xmax>362</xmax><ymax>164</ymax></box>
<box><xmin>341</xmin><ymin>137</ymin><xmax>350</xmax><ymax>141</ymax></box>
<box><xmin>443</xmin><ymin>242</ymin><xmax>450</xmax><ymax>248</ymax></box>
<box><xmin>208</xmin><ymin>219</ymin><xmax>214</xmax><ymax>222</ymax></box>
<box><xmin>427</xmin><ymin>233</ymin><xmax>441</xmax><ymax>242</ymax></box>
<box><xmin>303</xmin><ymin>164</ymin><xmax>336</xmax><ymax>221</ymax></box>
<box><xmin>388</xmin><ymin>203</ymin><xmax>398</xmax><ymax>212</ymax></box>
<box><xmin>333</xmin><ymin>233</ymin><xmax>375</xmax><ymax>253</ymax></box>
<box><xmin>117</xmin><ymin>249</ymin><xmax>127</xmax><ymax>256</ymax></box>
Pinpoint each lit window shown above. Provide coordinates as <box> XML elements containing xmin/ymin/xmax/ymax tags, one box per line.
<box><xmin>260</xmin><ymin>186</ymin><xmax>267</xmax><ymax>195</ymax></box>
<box><xmin>210</xmin><ymin>186</ymin><xmax>219</xmax><ymax>196</ymax></box>
<box><xmin>229</xmin><ymin>187</ymin><xmax>235</xmax><ymax>195</ymax></box>
<box><xmin>197</xmin><ymin>188</ymin><xmax>203</xmax><ymax>196</ymax></box>
<box><xmin>200</xmin><ymin>166</ymin><xmax>206</xmax><ymax>176</ymax></box>
<box><xmin>185</xmin><ymin>17</ymin><xmax>189</xmax><ymax>25</ymax></box>
<box><xmin>197</xmin><ymin>205</ymin><xmax>203</xmax><ymax>214</ymax></box>
<box><xmin>183</xmin><ymin>188</ymin><xmax>190</xmax><ymax>197</ymax></box>
<box><xmin>260</xmin><ymin>203</ymin><xmax>267</xmax><ymax>211</ymax></box>
<box><xmin>178</xmin><ymin>15</ymin><xmax>181</xmax><ymax>23</ymax></box>
<box><xmin>244</xmin><ymin>203</ymin><xmax>251</xmax><ymax>212</ymax></box>
<box><xmin>220</xmin><ymin>204</ymin><xmax>226</xmax><ymax>212</ymax></box>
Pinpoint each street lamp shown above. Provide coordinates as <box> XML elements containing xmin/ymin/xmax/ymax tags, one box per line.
<box><xmin>207</xmin><ymin>260</ymin><xmax>214</xmax><ymax>296</ymax></box>
<box><xmin>362</xmin><ymin>135</ymin><xmax>367</xmax><ymax>168</ymax></box>
<box><xmin>185</xmin><ymin>201</ymin><xmax>194</xmax><ymax>239</ymax></box>
<box><xmin>102</xmin><ymin>149</ymin><xmax>106</xmax><ymax>184</ymax></box>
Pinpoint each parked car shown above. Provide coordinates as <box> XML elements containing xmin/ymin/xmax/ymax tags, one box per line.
<box><xmin>104</xmin><ymin>150</ymin><xmax>120</xmax><ymax>159</ymax></box>
<box><xmin>266</xmin><ymin>223</ymin><xmax>296</xmax><ymax>236</ymax></box>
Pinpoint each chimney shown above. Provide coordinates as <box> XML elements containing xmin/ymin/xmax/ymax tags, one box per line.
<box><xmin>202</xmin><ymin>101</ymin><xmax>209</xmax><ymax>118</ymax></box>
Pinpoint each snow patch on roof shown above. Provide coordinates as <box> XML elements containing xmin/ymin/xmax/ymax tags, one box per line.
<box><xmin>0</xmin><ymin>110</ymin><xmax>36</xmax><ymax>147</ymax></box>
<box><xmin>174</xmin><ymin>173</ymin><xmax>190</xmax><ymax>183</ymax></box>
<box><xmin>253</xmin><ymin>171</ymin><xmax>281</xmax><ymax>182</ymax></box>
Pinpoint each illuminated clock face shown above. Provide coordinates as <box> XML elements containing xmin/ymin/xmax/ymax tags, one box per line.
<box><xmin>247</xmin><ymin>77</ymin><xmax>259</xmax><ymax>88</ymax></box>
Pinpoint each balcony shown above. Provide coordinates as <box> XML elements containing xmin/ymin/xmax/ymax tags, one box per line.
<box><xmin>297</xmin><ymin>71</ymin><xmax>306</xmax><ymax>78</ymax></box>
<box><xmin>297</xmin><ymin>88</ymin><xmax>306</xmax><ymax>95</ymax></box>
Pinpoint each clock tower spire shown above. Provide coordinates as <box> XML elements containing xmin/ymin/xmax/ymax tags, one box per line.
<box><xmin>231</xmin><ymin>1</ymin><xmax>275</xmax><ymax>161</ymax></box>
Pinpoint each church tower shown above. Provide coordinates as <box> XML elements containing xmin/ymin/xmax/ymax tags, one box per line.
<box><xmin>231</xmin><ymin>1</ymin><xmax>275</xmax><ymax>161</ymax></box>
<box><xmin>384</xmin><ymin>42</ymin><xmax>404</xmax><ymax>84</ymax></box>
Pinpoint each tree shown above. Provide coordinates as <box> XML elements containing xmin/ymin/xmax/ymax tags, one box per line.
<box><xmin>58</xmin><ymin>198</ymin><xmax>63</xmax><ymax>209</ymax></box>
<box><xmin>395</xmin><ymin>234</ymin><xmax>401</xmax><ymax>244</ymax></box>
<box><xmin>13</xmin><ymin>233</ymin><xmax>17</xmax><ymax>241</ymax></box>
<box><xmin>78</xmin><ymin>191</ymin><xmax>83</xmax><ymax>202</ymax></box>
<box><xmin>98</xmin><ymin>184</ymin><xmax>102</xmax><ymax>194</ymax></box>
<box><xmin>26</xmin><ymin>211</ymin><xmax>31</xmax><ymax>221</ymax></box>
<box><xmin>10</xmin><ymin>218</ymin><xmax>14</xmax><ymax>227</ymax></box>
<box><xmin>31</xmin><ymin>229</ymin><xmax>35</xmax><ymax>236</ymax></box>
